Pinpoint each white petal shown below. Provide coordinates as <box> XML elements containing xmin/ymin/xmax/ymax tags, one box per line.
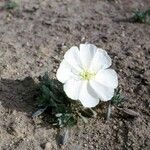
<box><xmin>56</xmin><ymin>60</ymin><xmax>78</xmax><ymax>83</ymax></box>
<box><xmin>95</xmin><ymin>69</ymin><xmax>118</xmax><ymax>88</ymax></box>
<box><xmin>89</xmin><ymin>48</ymin><xmax>112</xmax><ymax>72</ymax></box>
<box><xmin>64</xmin><ymin>79</ymin><xmax>82</xmax><ymax>100</ymax></box>
<box><xmin>89</xmin><ymin>80</ymin><xmax>114</xmax><ymax>101</ymax></box>
<box><xmin>79</xmin><ymin>43</ymin><xmax>97</xmax><ymax>69</ymax></box>
<box><xmin>79</xmin><ymin>81</ymin><xmax>99</xmax><ymax>108</ymax></box>
<box><xmin>64</xmin><ymin>46</ymin><xmax>82</xmax><ymax>72</ymax></box>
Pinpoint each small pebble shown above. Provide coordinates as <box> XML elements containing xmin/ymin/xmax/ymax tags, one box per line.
<box><xmin>113</xmin><ymin>125</ymin><xmax>117</xmax><ymax>130</ymax></box>
<box><xmin>44</xmin><ymin>142</ymin><xmax>52</xmax><ymax>150</ymax></box>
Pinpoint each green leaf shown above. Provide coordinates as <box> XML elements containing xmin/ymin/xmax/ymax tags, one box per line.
<box><xmin>36</xmin><ymin>72</ymin><xmax>77</xmax><ymax>128</ymax></box>
<box><xmin>111</xmin><ymin>88</ymin><xmax>123</xmax><ymax>106</ymax></box>
<box><xmin>133</xmin><ymin>9</ymin><xmax>150</xmax><ymax>23</ymax></box>
<box><xmin>5</xmin><ymin>1</ymin><xmax>18</xmax><ymax>10</ymax></box>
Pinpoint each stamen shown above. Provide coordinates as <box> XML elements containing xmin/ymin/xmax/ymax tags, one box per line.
<box><xmin>80</xmin><ymin>70</ymin><xmax>95</xmax><ymax>80</ymax></box>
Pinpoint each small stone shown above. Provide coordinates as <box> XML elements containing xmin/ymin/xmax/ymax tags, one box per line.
<box><xmin>137</xmin><ymin>54</ymin><xmax>141</xmax><ymax>58</ymax></box>
<box><xmin>12</xmin><ymin>110</ymin><xmax>17</xmax><ymax>115</ymax></box>
<box><xmin>81</xmin><ymin>37</ymin><xmax>86</xmax><ymax>42</ymax></box>
<box><xmin>119</xmin><ymin>121</ymin><xmax>123</xmax><ymax>126</ymax></box>
<box><xmin>44</xmin><ymin>142</ymin><xmax>52</xmax><ymax>150</ymax></box>
<box><xmin>113</xmin><ymin>125</ymin><xmax>117</xmax><ymax>130</ymax></box>
<box><xmin>90</xmin><ymin>145</ymin><xmax>94</xmax><ymax>149</ymax></box>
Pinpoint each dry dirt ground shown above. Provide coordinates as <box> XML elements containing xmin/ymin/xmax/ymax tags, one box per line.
<box><xmin>0</xmin><ymin>0</ymin><xmax>150</xmax><ymax>150</ymax></box>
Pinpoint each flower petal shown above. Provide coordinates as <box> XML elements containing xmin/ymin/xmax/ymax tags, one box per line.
<box><xmin>79</xmin><ymin>81</ymin><xmax>99</xmax><ymax>108</ymax></box>
<box><xmin>95</xmin><ymin>69</ymin><xmax>118</xmax><ymax>88</ymax></box>
<box><xmin>89</xmin><ymin>48</ymin><xmax>112</xmax><ymax>72</ymax></box>
<box><xmin>79</xmin><ymin>43</ymin><xmax>97</xmax><ymax>69</ymax></box>
<box><xmin>89</xmin><ymin>80</ymin><xmax>114</xmax><ymax>101</ymax></box>
<box><xmin>63</xmin><ymin>79</ymin><xmax>82</xmax><ymax>100</ymax></box>
<box><xmin>56</xmin><ymin>60</ymin><xmax>78</xmax><ymax>83</ymax></box>
<box><xmin>64</xmin><ymin>46</ymin><xmax>82</xmax><ymax>72</ymax></box>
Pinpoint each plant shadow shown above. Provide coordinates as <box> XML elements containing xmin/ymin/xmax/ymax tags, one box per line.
<box><xmin>0</xmin><ymin>76</ymin><xmax>68</xmax><ymax>129</ymax></box>
<box><xmin>0</xmin><ymin>77</ymin><xmax>38</xmax><ymax>115</ymax></box>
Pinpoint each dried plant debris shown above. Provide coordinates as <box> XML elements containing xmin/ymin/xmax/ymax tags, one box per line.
<box><xmin>106</xmin><ymin>102</ymin><xmax>112</xmax><ymax>120</ymax></box>
<box><xmin>80</xmin><ymin>108</ymin><xmax>97</xmax><ymax>118</ymax></box>
<box><xmin>32</xmin><ymin>107</ymin><xmax>47</xmax><ymax>118</ymax></box>
<box><xmin>56</xmin><ymin>128</ymin><xmax>69</xmax><ymax>146</ymax></box>
<box><xmin>110</xmin><ymin>88</ymin><xmax>139</xmax><ymax>119</ymax></box>
<box><xmin>117</xmin><ymin>107</ymin><xmax>140</xmax><ymax>118</ymax></box>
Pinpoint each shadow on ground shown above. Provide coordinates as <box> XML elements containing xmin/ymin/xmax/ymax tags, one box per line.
<box><xmin>0</xmin><ymin>77</ymin><xmax>37</xmax><ymax>114</ymax></box>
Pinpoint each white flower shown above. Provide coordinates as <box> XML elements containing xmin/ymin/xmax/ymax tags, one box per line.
<box><xmin>56</xmin><ymin>43</ymin><xmax>118</xmax><ymax>108</ymax></box>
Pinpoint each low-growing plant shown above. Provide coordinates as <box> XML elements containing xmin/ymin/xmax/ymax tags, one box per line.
<box><xmin>111</xmin><ymin>87</ymin><xmax>123</xmax><ymax>106</ymax></box>
<box><xmin>34</xmin><ymin>73</ymin><xmax>97</xmax><ymax>128</ymax></box>
<box><xmin>132</xmin><ymin>9</ymin><xmax>150</xmax><ymax>23</ymax></box>
<box><xmin>35</xmin><ymin>73</ymin><xmax>77</xmax><ymax>128</ymax></box>
<box><xmin>4</xmin><ymin>1</ymin><xmax>18</xmax><ymax>10</ymax></box>
<box><xmin>106</xmin><ymin>87</ymin><xmax>124</xmax><ymax>120</ymax></box>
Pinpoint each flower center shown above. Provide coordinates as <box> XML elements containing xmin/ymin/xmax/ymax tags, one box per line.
<box><xmin>80</xmin><ymin>70</ymin><xmax>95</xmax><ymax>80</ymax></box>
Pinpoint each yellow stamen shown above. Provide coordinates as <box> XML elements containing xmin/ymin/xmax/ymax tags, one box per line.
<box><xmin>80</xmin><ymin>70</ymin><xmax>95</xmax><ymax>80</ymax></box>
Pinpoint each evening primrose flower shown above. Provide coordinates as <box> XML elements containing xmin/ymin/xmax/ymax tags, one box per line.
<box><xmin>56</xmin><ymin>43</ymin><xmax>118</xmax><ymax>108</ymax></box>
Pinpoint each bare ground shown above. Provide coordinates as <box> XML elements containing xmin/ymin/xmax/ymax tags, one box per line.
<box><xmin>0</xmin><ymin>0</ymin><xmax>150</xmax><ymax>149</ymax></box>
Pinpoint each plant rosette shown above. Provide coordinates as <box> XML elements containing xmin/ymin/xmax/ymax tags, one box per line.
<box><xmin>56</xmin><ymin>43</ymin><xmax>118</xmax><ymax>108</ymax></box>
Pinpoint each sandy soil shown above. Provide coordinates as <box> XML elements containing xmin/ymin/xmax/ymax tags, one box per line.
<box><xmin>0</xmin><ymin>0</ymin><xmax>150</xmax><ymax>149</ymax></box>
